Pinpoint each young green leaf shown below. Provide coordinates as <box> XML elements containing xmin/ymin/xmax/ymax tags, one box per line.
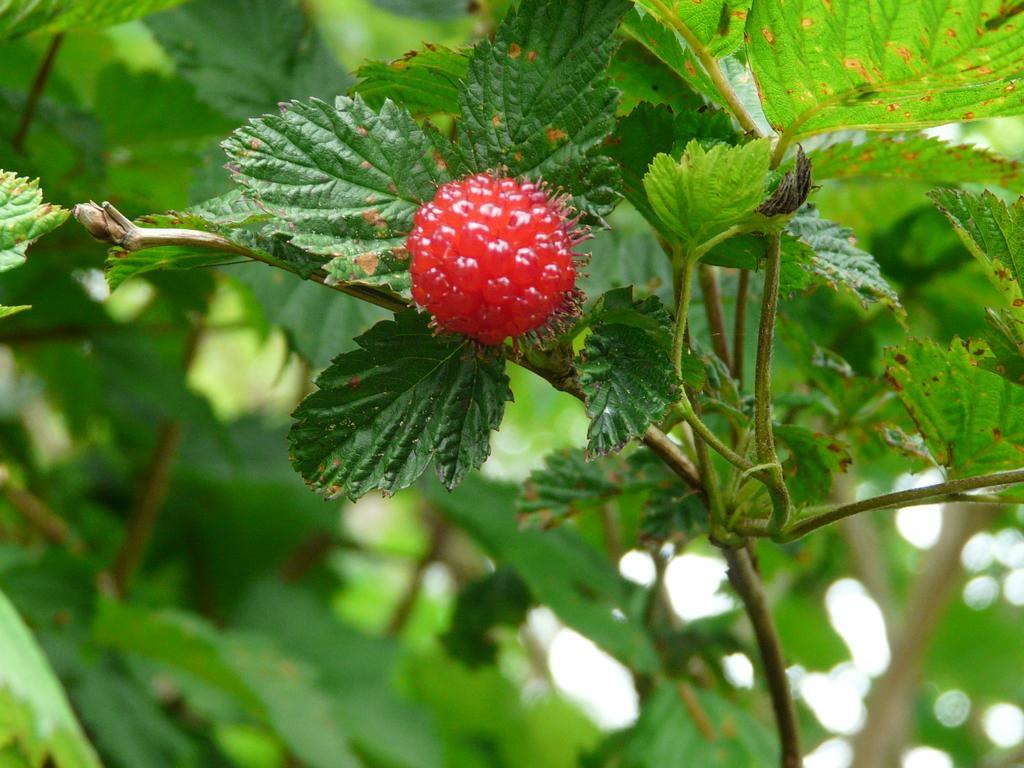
<box><xmin>149</xmin><ymin>0</ymin><xmax>350</xmax><ymax>122</ymax></box>
<box><xmin>811</xmin><ymin>135</ymin><xmax>1024</xmax><ymax>193</ymax></box>
<box><xmin>620</xmin><ymin>8</ymin><xmax>718</xmax><ymax>105</ymax></box>
<box><xmin>519</xmin><ymin>449</ymin><xmax>629</xmax><ymax>527</ymax></box>
<box><xmin>289</xmin><ymin>310</ymin><xmax>511</xmax><ymax>500</ymax></box>
<box><xmin>355</xmin><ymin>45</ymin><xmax>469</xmax><ymax>117</ymax></box>
<box><xmin>223</xmin><ymin>96</ymin><xmax>453</xmax><ymax>296</ymax></box>
<box><xmin>787</xmin><ymin>206</ymin><xmax>904</xmax><ymax>318</ymax></box>
<box><xmin>0</xmin><ymin>589</ymin><xmax>101</xmax><ymax>768</ymax></box>
<box><xmin>642</xmin><ymin>139</ymin><xmax>772</xmax><ymax>245</ymax></box>
<box><xmin>1</xmin><ymin>171</ymin><xmax>67</xmax><ymax>318</ymax></box>
<box><xmin>580</xmin><ymin>288</ymin><xmax>679</xmax><ymax>457</ymax></box>
<box><xmin>885</xmin><ymin>338</ymin><xmax>1024</xmax><ymax>478</ymax></box>
<box><xmin>457</xmin><ymin>0</ymin><xmax>631</xmax><ymax>220</ymax></box>
<box><xmin>748</xmin><ymin>2</ymin><xmax>1024</xmax><ymax>140</ymax></box>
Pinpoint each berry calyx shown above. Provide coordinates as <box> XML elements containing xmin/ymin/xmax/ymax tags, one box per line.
<box><xmin>408</xmin><ymin>173</ymin><xmax>583</xmax><ymax>345</ymax></box>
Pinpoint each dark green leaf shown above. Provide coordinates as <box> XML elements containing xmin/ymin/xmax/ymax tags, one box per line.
<box><xmin>580</xmin><ymin>288</ymin><xmax>678</xmax><ymax>456</ymax></box>
<box><xmin>223</xmin><ymin>96</ymin><xmax>451</xmax><ymax>295</ymax></box>
<box><xmin>634</xmin><ymin>0</ymin><xmax>751</xmax><ymax>57</ymax></box>
<box><xmin>775</xmin><ymin>424</ymin><xmax>851</xmax><ymax>508</ymax></box>
<box><xmin>2</xmin><ymin>0</ymin><xmax>186</xmax><ymax>40</ymax></box>
<box><xmin>787</xmin><ymin>205</ymin><xmax>904</xmax><ymax>317</ymax></box>
<box><xmin>289</xmin><ymin>310</ymin><xmax>511</xmax><ymax>499</ymax></box>
<box><xmin>355</xmin><ymin>45</ymin><xmax>468</xmax><ymax>116</ymax></box>
<box><xmin>149</xmin><ymin>0</ymin><xmax>350</xmax><ymax>122</ymax></box>
<box><xmin>457</xmin><ymin>0</ymin><xmax>630</xmax><ymax>221</ymax></box>
<box><xmin>442</xmin><ymin>569</ymin><xmax>532</xmax><ymax>667</ymax></box>
<box><xmin>368</xmin><ymin>0</ymin><xmax>468</xmax><ymax>21</ymax></box>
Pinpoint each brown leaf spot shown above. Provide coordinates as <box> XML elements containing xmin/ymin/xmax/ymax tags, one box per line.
<box><xmin>355</xmin><ymin>253</ymin><xmax>380</xmax><ymax>275</ymax></box>
<box><xmin>527</xmin><ymin>50</ymin><xmax>538</xmax><ymax>62</ymax></box>
<box><xmin>801</xmin><ymin>17</ymin><xmax>813</xmax><ymax>27</ymax></box>
<box><xmin>761</xmin><ymin>27</ymin><xmax>775</xmax><ymax>43</ymax></box>
<box><xmin>249</xmin><ymin>138</ymin><xmax>262</xmax><ymax>150</ymax></box>
<box><xmin>347</xmin><ymin>376</ymin><xmax>361</xmax><ymax>390</ymax></box>
<box><xmin>546</xmin><ymin>127</ymin><xmax>568</xmax><ymax>143</ymax></box>
<box><xmin>963</xmin><ymin>111</ymin><xmax>976</xmax><ymax>120</ymax></box>
<box><xmin>946</xmin><ymin>27</ymin><xmax>958</xmax><ymax>37</ymax></box>
<box><xmin>509</xmin><ymin>43</ymin><xmax>522</xmax><ymax>58</ymax></box>
<box><xmin>360</xmin><ymin>160</ymin><xmax>372</xmax><ymax>169</ymax></box>
<box><xmin>894</xmin><ymin>353</ymin><xmax>908</xmax><ymax>365</ymax></box>
<box><xmin>994</xmin><ymin>428</ymin><xmax>1003</xmax><ymax>442</ymax></box>
<box><xmin>361</xmin><ymin>209</ymin><xmax>387</xmax><ymax>228</ymax></box>
<box><xmin>902</xmin><ymin>151</ymin><xmax>919</xmax><ymax>161</ymax></box>
<box><xmin>356</xmin><ymin>125</ymin><xmax>369</xmax><ymax>137</ymax></box>
<box><xmin>492</xmin><ymin>113</ymin><xmax>502</xmax><ymax>127</ymax></box>
<box><xmin>895</xmin><ymin>45</ymin><xmax>913</xmax><ymax>63</ymax></box>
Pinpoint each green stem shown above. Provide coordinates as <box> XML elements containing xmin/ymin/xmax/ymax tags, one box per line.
<box><xmin>644</xmin><ymin>0</ymin><xmax>762</xmax><ymax>136</ymax></box>
<box><xmin>753</xmin><ymin>233</ymin><xmax>790</xmax><ymax>533</ymax></box>
<box><xmin>672</xmin><ymin>256</ymin><xmax>697</xmax><ymax>381</ymax></box>
<box><xmin>781</xmin><ymin>468</ymin><xmax>1024</xmax><ymax>541</ymax></box>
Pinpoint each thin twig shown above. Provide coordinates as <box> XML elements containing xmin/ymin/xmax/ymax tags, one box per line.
<box><xmin>11</xmin><ymin>34</ymin><xmax>64</xmax><ymax>153</ymax></box>
<box><xmin>782</xmin><ymin>468</ymin><xmax>1024</xmax><ymax>540</ymax></box>
<box><xmin>724</xmin><ymin>545</ymin><xmax>802</xmax><ymax>768</ymax></box>
<box><xmin>732</xmin><ymin>269</ymin><xmax>749</xmax><ymax>386</ymax></box>
<box><xmin>279</xmin><ymin>531</ymin><xmax>335</xmax><ymax>582</ymax></box>
<box><xmin>699</xmin><ymin>264</ymin><xmax>731</xmax><ymax>370</ymax></box>
<box><xmin>1</xmin><ymin>484</ymin><xmax>77</xmax><ymax>549</ymax></box>
<box><xmin>110</xmin><ymin>327</ymin><xmax>202</xmax><ymax>595</ymax></box>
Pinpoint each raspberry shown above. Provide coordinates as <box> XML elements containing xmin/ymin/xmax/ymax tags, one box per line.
<box><xmin>408</xmin><ymin>173</ymin><xmax>582</xmax><ymax>345</ymax></box>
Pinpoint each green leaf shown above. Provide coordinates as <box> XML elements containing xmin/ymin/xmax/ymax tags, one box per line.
<box><xmin>635</xmin><ymin>0</ymin><xmax>752</xmax><ymax>57</ymax></box>
<box><xmin>580</xmin><ymin>287</ymin><xmax>679</xmax><ymax>456</ymax></box>
<box><xmin>223</xmin><ymin>96</ymin><xmax>453</xmax><ymax>295</ymax></box>
<box><xmin>787</xmin><ymin>205</ymin><xmax>904</xmax><ymax>317</ymax></box>
<box><xmin>428</xmin><ymin>474</ymin><xmax>661</xmax><ymax>673</ymax></box>
<box><xmin>0</xmin><ymin>588</ymin><xmax>101</xmax><ymax>768</ymax></box>
<box><xmin>607</xmin><ymin>103</ymin><xmax>737</xmax><ymax>232</ymax></box>
<box><xmin>643</xmin><ymin>139</ymin><xmax>772</xmax><ymax>245</ymax></box>
<box><xmin>355</xmin><ymin>45</ymin><xmax>468</xmax><ymax>117</ymax></box>
<box><xmin>0</xmin><ymin>171</ymin><xmax>67</xmax><ymax>271</ymax></box>
<box><xmin>442</xmin><ymin>569</ymin><xmax>532</xmax><ymax>667</ymax></box>
<box><xmin>810</xmin><ymin>135</ymin><xmax>1024</xmax><ymax>193</ymax></box>
<box><xmin>0</xmin><ymin>171</ymin><xmax>67</xmax><ymax>319</ymax></box>
<box><xmin>519</xmin><ymin>449</ymin><xmax>628</xmax><ymax>527</ymax></box>
<box><xmin>289</xmin><ymin>310</ymin><xmax>511</xmax><ymax>500</ymax></box>
<box><xmin>608</xmin><ymin>39</ymin><xmax>706</xmax><ymax>115</ymax></box>
<box><xmin>616</xmin><ymin>682</ymin><xmax>776</xmax><ymax>767</ymax></box>
<box><xmin>620</xmin><ymin>8</ymin><xmax>718</xmax><ymax>105</ymax></box>
<box><xmin>747</xmin><ymin>2</ymin><xmax>1024</xmax><ymax>139</ymax></box>
<box><xmin>774</xmin><ymin>424</ymin><xmax>851</xmax><ymax>508</ymax></box>
<box><xmin>885</xmin><ymin>337</ymin><xmax>1024</xmax><ymax>478</ymax></box>
<box><xmin>93</xmin><ymin>600</ymin><xmax>360</xmax><ymax>768</ymax></box>
<box><xmin>457</xmin><ymin>0</ymin><xmax>630</xmax><ymax>221</ymax></box>
<box><xmin>148</xmin><ymin>0</ymin><xmax>351</xmax><ymax>122</ymax></box>
<box><xmin>1</xmin><ymin>0</ymin><xmax>186</xmax><ymax>40</ymax></box>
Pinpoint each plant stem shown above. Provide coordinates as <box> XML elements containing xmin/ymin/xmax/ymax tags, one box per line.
<box><xmin>782</xmin><ymin>468</ymin><xmax>1024</xmax><ymax>540</ymax></box>
<box><xmin>73</xmin><ymin>201</ymin><xmax>407</xmax><ymax>313</ymax></box>
<box><xmin>386</xmin><ymin>515</ymin><xmax>446</xmax><ymax>637</ymax></box>
<box><xmin>732</xmin><ymin>268</ymin><xmax>749</xmax><ymax>386</ymax></box>
<box><xmin>724</xmin><ymin>545</ymin><xmax>802</xmax><ymax>768</ymax></box>
<box><xmin>753</xmin><ymin>233</ymin><xmax>790</xmax><ymax>532</ymax></box>
<box><xmin>699</xmin><ymin>264</ymin><xmax>730</xmax><ymax>370</ymax></box>
<box><xmin>672</xmin><ymin>258</ymin><xmax>696</xmax><ymax>381</ymax></box>
<box><xmin>11</xmin><ymin>34</ymin><xmax>64</xmax><ymax>153</ymax></box>
<box><xmin>643</xmin><ymin>0</ymin><xmax>761</xmax><ymax>136</ymax></box>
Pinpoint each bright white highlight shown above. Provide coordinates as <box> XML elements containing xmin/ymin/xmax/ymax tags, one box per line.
<box><xmin>1004</xmin><ymin>569</ymin><xmax>1024</xmax><ymax>606</ymax></box>
<box><xmin>722</xmin><ymin>653</ymin><xmax>754</xmax><ymax>689</ymax></box>
<box><xmin>894</xmin><ymin>471</ymin><xmax>944</xmax><ymax>549</ymax></box>
<box><xmin>961</xmin><ymin>533</ymin><xmax>996</xmax><ymax>572</ymax></box>
<box><xmin>934</xmin><ymin>690</ymin><xmax>971</xmax><ymax>728</ymax></box>
<box><xmin>619</xmin><ymin>550</ymin><xmax>656</xmax><ymax>587</ymax></box>
<box><xmin>803</xmin><ymin>738</ymin><xmax>852</xmax><ymax>768</ymax></box>
<box><xmin>664</xmin><ymin>554</ymin><xmax>734</xmax><ymax>620</ymax></box>
<box><xmin>548</xmin><ymin>628</ymin><xmax>638</xmax><ymax>729</ymax></box>
<box><xmin>825</xmin><ymin>579</ymin><xmax>890</xmax><ymax>677</ymax></box>
<box><xmin>983</xmin><ymin>703</ymin><xmax>1024</xmax><ymax>748</ymax></box>
<box><xmin>993</xmin><ymin>529</ymin><xmax>1024</xmax><ymax>568</ymax></box>
<box><xmin>963</xmin><ymin>575</ymin><xmax>1000</xmax><ymax>610</ymax></box>
<box><xmin>902</xmin><ymin>746</ymin><xmax>953</xmax><ymax>768</ymax></box>
<box><xmin>799</xmin><ymin>664</ymin><xmax>868</xmax><ymax>735</ymax></box>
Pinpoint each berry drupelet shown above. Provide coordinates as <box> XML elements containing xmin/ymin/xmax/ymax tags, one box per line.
<box><xmin>408</xmin><ymin>173</ymin><xmax>584</xmax><ymax>345</ymax></box>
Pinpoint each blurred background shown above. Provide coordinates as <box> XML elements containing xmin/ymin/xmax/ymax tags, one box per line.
<box><xmin>1</xmin><ymin>1</ymin><xmax>1023</xmax><ymax>767</ymax></box>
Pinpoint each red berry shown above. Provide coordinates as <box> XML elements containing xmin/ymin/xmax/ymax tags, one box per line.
<box><xmin>408</xmin><ymin>173</ymin><xmax>580</xmax><ymax>345</ymax></box>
